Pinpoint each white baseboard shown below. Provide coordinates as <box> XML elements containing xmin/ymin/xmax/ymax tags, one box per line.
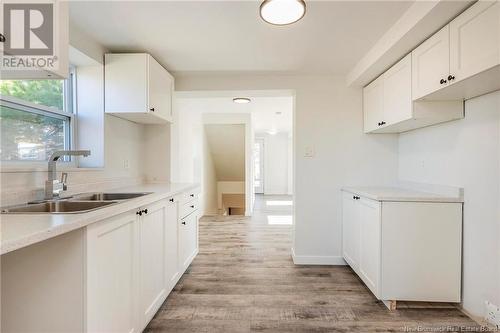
<box><xmin>291</xmin><ymin>248</ymin><xmax>347</xmax><ymax>265</ymax></box>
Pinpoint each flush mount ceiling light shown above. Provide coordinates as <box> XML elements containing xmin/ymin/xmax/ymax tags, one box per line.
<box><xmin>260</xmin><ymin>0</ymin><xmax>306</xmax><ymax>26</ymax></box>
<box><xmin>233</xmin><ymin>97</ymin><xmax>251</xmax><ymax>104</ymax></box>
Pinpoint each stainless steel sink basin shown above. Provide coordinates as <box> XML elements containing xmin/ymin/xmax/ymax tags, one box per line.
<box><xmin>1</xmin><ymin>200</ymin><xmax>118</xmax><ymax>214</ymax></box>
<box><xmin>70</xmin><ymin>192</ymin><xmax>152</xmax><ymax>201</ymax></box>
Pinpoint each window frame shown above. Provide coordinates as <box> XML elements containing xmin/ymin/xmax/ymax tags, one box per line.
<box><xmin>0</xmin><ymin>71</ymin><xmax>77</xmax><ymax>168</ymax></box>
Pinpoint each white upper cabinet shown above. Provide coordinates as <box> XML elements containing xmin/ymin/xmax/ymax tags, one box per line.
<box><xmin>450</xmin><ymin>1</ymin><xmax>500</xmax><ymax>82</ymax></box>
<box><xmin>411</xmin><ymin>26</ymin><xmax>450</xmax><ymax>100</ymax></box>
<box><xmin>105</xmin><ymin>53</ymin><xmax>174</xmax><ymax>124</ymax></box>
<box><xmin>412</xmin><ymin>1</ymin><xmax>500</xmax><ymax>101</ymax></box>
<box><xmin>383</xmin><ymin>54</ymin><xmax>412</xmax><ymax>126</ymax></box>
<box><xmin>363</xmin><ymin>54</ymin><xmax>463</xmax><ymax>134</ymax></box>
<box><xmin>363</xmin><ymin>76</ymin><xmax>384</xmax><ymax>133</ymax></box>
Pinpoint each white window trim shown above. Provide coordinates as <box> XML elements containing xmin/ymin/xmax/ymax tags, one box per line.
<box><xmin>0</xmin><ymin>73</ymin><xmax>77</xmax><ymax>169</ymax></box>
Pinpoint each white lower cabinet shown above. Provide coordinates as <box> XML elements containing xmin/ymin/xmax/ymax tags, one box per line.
<box><xmin>341</xmin><ymin>190</ymin><xmax>462</xmax><ymax>305</ymax></box>
<box><xmin>86</xmin><ymin>189</ymin><xmax>199</xmax><ymax>333</ymax></box>
<box><xmin>86</xmin><ymin>211</ymin><xmax>140</xmax><ymax>333</ymax></box>
<box><xmin>139</xmin><ymin>199</ymin><xmax>172</xmax><ymax>328</ymax></box>
<box><xmin>179</xmin><ymin>212</ymin><xmax>199</xmax><ymax>270</ymax></box>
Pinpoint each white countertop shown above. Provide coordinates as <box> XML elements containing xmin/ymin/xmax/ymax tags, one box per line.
<box><xmin>0</xmin><ymin>183</ymin><xmax>199</xmax><ymax>255</ymax></box>
<box><xmin>342</xmin><ymin>186</ymin><xmax>464</xmax><ymax>203</ymax></box>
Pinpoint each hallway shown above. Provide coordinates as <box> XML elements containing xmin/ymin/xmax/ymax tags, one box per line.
<box><xmin>145</xmin><ymin>195</ymin><xmax>476</xmax><ymax>332</ymax></box>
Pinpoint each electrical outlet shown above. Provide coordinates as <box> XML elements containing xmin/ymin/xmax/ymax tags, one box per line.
<box><xmin>485</xmin><ymin>301</ymin><xmax>500</xmax><ymax>328</ymax></box>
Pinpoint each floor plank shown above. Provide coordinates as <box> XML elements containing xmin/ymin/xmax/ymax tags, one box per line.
<box><xmin>145</xmin><ymin>195</ymin><xmax>479</xmax><ymax>332</ymax></box>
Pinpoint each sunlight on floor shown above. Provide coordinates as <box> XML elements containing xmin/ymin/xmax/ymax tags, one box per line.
<box><xmin>266</xmin><ymin>200</ymin><xmax>293</xmax><ymax>206</ymax></box>
<box><xmin>267</xmin><ymin>215</ymin><xmax>293</xmax><ymax>225</ymax></box>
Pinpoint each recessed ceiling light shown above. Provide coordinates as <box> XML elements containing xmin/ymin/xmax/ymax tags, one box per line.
<box><xmin>260</xmin><ymin>0</ymin><xmax>306</xmax><ymax>26</ymax></box>
<box><xmin>233</xmin><ymin>97</ymin><xmax>251</xmax><ymax>104</ymax></box>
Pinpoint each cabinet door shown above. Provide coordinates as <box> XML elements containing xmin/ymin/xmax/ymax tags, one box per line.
<box><xmin>86</xmin><ymin>211</ymin><xmax>139</xmax><ymax>333</ymax></box>
<box><xmin>139</xmin><ymin>200</ymin><xmax>169</xmax><ymax>328</ymax></box>
<box><xmin>148</xmin><ymin>56</ymin><xmax>173</xmax><ymax>122</ymax></box>
<box><xmin>383</xmin><ymin>54</ymin><xmax>413</xmax><ymax>126</ymax></box>
<box><xmin>165</xmin><ymin>198</ymin><xmax>179</xmax><ymax>291</ymax></box>
<box><xmin>363</xmin><ymin>75</ymin><xmax>384</xmax><ymax>133</ymax></box>
<box><xmin>179</xmin><ymin>212</ymin><xmax>199</xmax><ymax>270</ymax></box>
<box><xmin>450</xmin><ymin>1</ymin><xmax>500</xmax><ymax>83</ymax></box>
<box><xmin>358</xmin><ymin>198</ymin><xmax>381</xmax><ymax>298</ymax></box>
<box><xmin>105</xmin><ymin>53</ymin><xmax>148</xmax><ymax>113</ymax></box>
<box><xmin>342</xmin><ymin>192</ymin><xmax>360</xmax><ymax>270</ymax></box>
<box><xmin>412</xmin><ymin>25</ymin><xmax>450</xmax><ymax>100</ymax></box>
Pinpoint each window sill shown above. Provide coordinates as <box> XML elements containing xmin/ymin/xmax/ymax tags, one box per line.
<box><xmin>0</xmin><ymin>163</ymin><xmax>104</xmax><ymax>173</ymax></box>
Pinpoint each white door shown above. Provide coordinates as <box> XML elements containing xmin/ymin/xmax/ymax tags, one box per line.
<box><xmin>165</xmin><ymin>198</ymin><xmax>179</xmax><ymax>292</ymax></box>
<box><xmin>86</xmin><ymin>211</ymin><xmax>139</xmax><ymax>333</ymax></box>
<box><xmin>139</xmin><ymin>200</ymin><xmax>169</xmax><ymax>329</ymax></box>
<box><xmin>383</xmin><ymin>53</ymin><xmax>412</xmax><ymax>126</ymax></box>
<box><xmin>342</xmin><ymin>192</ymin><xmax>360</xmax><ymax>270</ymax></box>
<box><xmin>363</xmin><ymin>75</ymin><xmax>384</xmax><ymax>133</ymax></box>
<box><xmin>358</xmin><ymin>198</ymin><xmax>381</xmax><ymax>298</ymax></box>
<box><xmin>412</xmin><ymin>25</ymin><xmax>450</xmax><ymax>100</ymax></box>
<box><xmin>254</xmin><ymin>139</ymin><xmax>265</xmax><ymax>194</ymax></box>
<box><xmin>148</xmin><ymin>56</ymin><xmax>173</xmax><ymax>121</ymax></box>
<box><xmin>179</xmin><ymin>212</ymin><xmax>199</xmax><ymax>270</ymax></box>
<box><xmin>450</xmin><ymin>1</ymin><xmax>500</xmax><ymax>83</ymax></box>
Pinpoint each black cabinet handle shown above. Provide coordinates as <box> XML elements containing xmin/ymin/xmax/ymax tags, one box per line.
<box><xmin>440</xmin><ymin>79</ymin><xmax>447</xmax><ymax>84</ymax></box>
<box><xmin>137</xmin><ymin>210</ymin><xmax>142</xmax><ymax>216</ymax></box>
<box><xmin>447</xmin><ymin>75</ymin><xmax>455</xmax><ymax>81</ymax></box>
<box><xmin>143</xmin><ymin>209</ymin><xmax>148</xmax><ymax>214</ymax></box>
<box><xmin>181</xmin><ymin>221</ymin><xmax>186</xmax><ymax>225</ymax></box>
<box><xmin>377</xmin><ymin>122</ymin><xmax>381</xmax><ymax>126</ymax></box>
<box><xmin>169</xmin><ymin>198</ymin><xmax>174</xmax><ymax>202</ymax></box>
<box><xmin>149</xmin><ymin>107</ymin><xmax>155</xmax><ymax>112</ymax></box>
<box><xmin>380</xmin><ymin>121</ymin><xmax>386</xmax><ymax>126</ymax></box>
<box><xmin>190</xmin><ymin>205</ymin><xmax>195</xmax><ymax>208</ymax></box>
<box><xmin>190</xmin><ymin>194</ymin><xmax>194</xmax><ymax>197</ymax></box>
<box><xmin>352</xmin><ymin>196</ymin><xmax>360</xmax><ymax>200</ymax></box>
<box><xmin>0</xmin><ymin>34</ymin><xmax>5</xmax><ymax>43</ymax></box>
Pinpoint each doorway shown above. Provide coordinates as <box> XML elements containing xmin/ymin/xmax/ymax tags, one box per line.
<box><xmin>254</xmin><ymin>138</ymin><xmax>264</xmax><ymax>194</ymax></box>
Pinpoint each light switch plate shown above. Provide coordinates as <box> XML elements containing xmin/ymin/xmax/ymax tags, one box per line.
<box><xmin>304</xmin><ymin>146</ymin><xmax>314</xmax><ymax>158</ymax></box>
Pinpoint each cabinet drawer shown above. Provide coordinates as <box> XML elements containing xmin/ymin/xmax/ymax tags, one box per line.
<box><xmin>179</xmin><ymin>200</ymin><xmax>198</xmax><ymax>219</ymax></box>
<box><xmin>179</xmin><ymin>190</ymin><xmax>199</xmax><ymax>205</ymax></box>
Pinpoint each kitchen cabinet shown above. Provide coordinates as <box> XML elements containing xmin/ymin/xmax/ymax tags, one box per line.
<box><xmin>179</xmin><ymin>212</ymin><xmax>199</xmax><ymax>270</ymax></box>
<box><xmin>86</xmin><ymin>192</ymin><xmax>197</xmax><ymax>333</ymax></box>
<box><xmin>412</xmin><ymin>1</ymin><xmax>500</xmax><ymax>101</ymax></box>
<box><xmin>411</xmin><ymin>26</ymin><xmax>450</xmax><ymax>100</ymax></box>
<box><xmin>341</xmin><ymin>189</ymin><xmax>462</xmax><ymax>308</ymax></box>
<box><xmin>363</xmin><ymin>54</ymin><xmax>463</xmax><ymax>133</ymax></box>
<box><xmin>105</xmin><ymin>53</ymin><xmax>174</xmax><ymax>124</ymax></box>
<box><xmin>138</xmin><ymin>199</ymin><xmax>172</xmax><ymax>328</ymax></box>
<box><xmin>363</xmin><ymin>76</ymin><xmax>384</xmax><ymax>133</ymax></box>
<box><xmin>165</xmin><ymin>198</ymin><xmax>180</xmax><ymax>292</ymax></box>
<box><xmin>86</xmin><ymin>210</ymin><xmax>139</xmax><ymax>333</ymax></box>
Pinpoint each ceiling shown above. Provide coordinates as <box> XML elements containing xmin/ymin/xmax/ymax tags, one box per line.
<box><xmin>69</xmin><ymin>1</ymin><xmax>414</xmax><ymax>74</ymax></box>
<box><xmin>205</xmin><ymin>124</ymin><xmax>245</xmax><ymax>181</ymax></box>
<box><xmin>177</xmin><ymin>95</ymin><xmax>293</xmax><ymax>133</ymax></box>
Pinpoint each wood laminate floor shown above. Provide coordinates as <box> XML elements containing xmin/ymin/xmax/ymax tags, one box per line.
<box><xmin>145</xmin><ymin>195</ymin><xmax>479</xmax><ymax>333</ymax></box>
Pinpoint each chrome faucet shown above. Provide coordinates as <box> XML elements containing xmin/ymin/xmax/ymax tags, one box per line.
<box><xmin>45</xmin><ymin>150</ymin><xmax>91</xmax><ymax>199</ymax></box>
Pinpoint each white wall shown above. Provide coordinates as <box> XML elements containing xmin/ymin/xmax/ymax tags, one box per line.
<box><xmin>257</xmin><ymin>132</ymin><xmax>290</xmax><ymax>195</ymax></box>
<box><xmin>202</xmin><ymin>129</ymin><xmax>218</xmax><ymax>215</ymax></box>
<box><xmin>174</xmin><ymin>73</ymin><xmax>399</xmax><ymax>263</ymax></box>
<box><xmin>398</xmin><ymin>91</ymin><xmax>500</xmax><ymax>321</ymax></box>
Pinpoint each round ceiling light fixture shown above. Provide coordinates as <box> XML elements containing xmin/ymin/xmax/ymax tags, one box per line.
<box><xmin>260</xmin><ymin>0</ymin><xmax>306</xmax><ymax>26</ymax></box>
<box><xmin>233</xmin><ymin>97</ymin><xmax>251</xmax><ymax>104</ymax></box>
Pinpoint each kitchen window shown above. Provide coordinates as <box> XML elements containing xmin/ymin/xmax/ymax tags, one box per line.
<box><xmin>0</xmin><ymin>71</ymin><xmax>75</xmax><ymax>163</ymax></box>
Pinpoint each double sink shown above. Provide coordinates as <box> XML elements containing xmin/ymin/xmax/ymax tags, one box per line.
<box><xmin>1</xmin><ymin>192</ymin><xmax>152</xmax><ymax>214</ymax></box>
